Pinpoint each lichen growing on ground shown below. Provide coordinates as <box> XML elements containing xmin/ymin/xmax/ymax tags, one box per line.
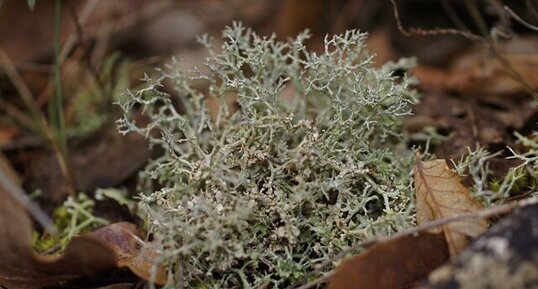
<box><xmin>453</xmin><ymin>135</ymin><xmax>538</xmax><ymax>206</ymax></box>
<box><xmin>117</xmin><ymin>23</ymin><xmax>419</xmax><ymax>288</ymax></box>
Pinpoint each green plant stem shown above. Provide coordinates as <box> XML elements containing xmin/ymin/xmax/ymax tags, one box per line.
<box><xmin>51</xmin><ymin>0</ymin><xmax>66</xmax><ymax>142</ymax></box>
<box><xmin>51</xmin><ymin>0</ymin><xmax>77</xmax><ymax>195</ymax></box>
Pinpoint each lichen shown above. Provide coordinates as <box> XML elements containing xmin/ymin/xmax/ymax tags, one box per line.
<box><xmin>33</xmin><ymin>193</ymin><xmax>109</xmax><ymax>254</ymax></box>
<box><xmin>117</xmin><ymin>23</ymin><xmax>419</xmax><ymax>288</ymax></box>
<box><xmin>451</xmin><ymin>132</ymin><xmax>538</xmax><ymax>206</ymax></box>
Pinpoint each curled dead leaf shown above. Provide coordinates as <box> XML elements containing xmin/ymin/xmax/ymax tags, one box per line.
<box><xmin>414</xmin><ymin>158</ymin><xmax>489</xmax><ymax>256</ymax></box>
<box><xmin>0</xmin><ymin>173</ymin><xmax>116</xmax><ymax>288</ymax></box>
<box><xmin>0</xmin><ymin>165</ymin><xmax>166</xmax><ymax>288</ymax></box>
<box><xmin>328</xmin><ymin>232</ymin><xmax>449</xmax><ymax>289</ymax></box>
<box><xmin>86</xmin><ymin>222</ymin><xmax>167</xmax><ymax>285</ymax></box>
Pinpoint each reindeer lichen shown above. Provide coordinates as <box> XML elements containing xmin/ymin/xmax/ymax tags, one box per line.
<box><xmin>452</xmin><ymin>133</ymin><xmax>538</xmax><ymax>206</ymax></box>
<box><xmin>118</xmin><ymin>23</ymin><xmax>419</xmax><ymax>288</ymax></box>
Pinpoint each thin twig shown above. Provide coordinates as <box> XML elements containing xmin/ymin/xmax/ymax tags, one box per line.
<box><xmin>59</xmin><ymin>0</ymin><xmax>100</xmax><ymax>63</ymax></box>
<box><xmin>64</xmin><ymin>0</ymin><xmax>108</xmax><ymax>100</ymax></box>
<box><xmin>487</xmin><ymin>46</ymin><xmax>538</xmax><ymax>99</ymax></box>
<box><xmin>504</xmin><ymin>5</ymin><xmax>538</xmax><ymax>31</ymax></box>
<box><xmin>11</xmin><ymin>62</ymin><xmax>52</xmax><ymax>73</ymax></box>
<box><xmin>35</xmin><ymin>0</ymin><xmax>172</xmax><ymax>107</ymax></box>
<box><xmin>0</xmin><ymin>165</ymin><xmax>56</xmax><ymax>234</ymax></box>
<box><xmin>288</xmin><ymin>197</ymin><xmax>538</xmax><ymax>289</ymax></box>
<box><xmin>390</xmin><ymin>0</ymin><xmax>538</xmax><ymax>99</ymax></box>
<box><xmin>51</xmin><ymin>0</ymin><xmax>65</xmax><ymax>142</ymax></box>
<box><xmin>487</xmin><ymin>0</ymin><xmax>513</xmax><ymax>38</ymax></box>
<box><xmin>390</xmin><ymin>0</ymin><xmax>484</xmax><ymax>42</ymax></box>
<box><xmin>455</xmin><ymin>0</ymin><xmax>537</xmax><ymax>98</ymax></box>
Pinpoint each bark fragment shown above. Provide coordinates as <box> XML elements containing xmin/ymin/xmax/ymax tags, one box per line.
<box><xmin>419</xmin><ymin>203</ymin><xmax>538</xmax><ymax>289</ymax></box>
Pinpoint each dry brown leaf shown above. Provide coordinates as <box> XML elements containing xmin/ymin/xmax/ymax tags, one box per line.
<box><xmin>0</xmin><ymin>164</ymin><xmax>166</xmax><ymax>288</ymax></box>
<box><xmin>328</xmin><ymin>232</ymin><xmax>449</xmax><ymax>289</ymax></box>
<box><xmin>447</xmin><ymin>54</ymin><xmax>538</xmax><ymax>95</ymax></box>
<box><xmin>414</xmin><ymin>158</ymin><xmax>489</xmax><ymax>256</ymax></box>
<box><xmin>0</xmin><ymin>171</ymin><xmax>116</xmax><ymax>288</ymax></box>
<box><xmin>413</xmin><ymin>55</ymin><xmax>538</xmax><ymax>95</ymax></box>
<box><xmin>86</xmin><ymin>222</ymin><xmax>167</xmax><ymax>285</ymax></box>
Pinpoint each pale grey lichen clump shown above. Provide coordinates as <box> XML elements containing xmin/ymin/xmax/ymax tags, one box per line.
<box><xmin>117</xmin><ymin>23</ymin><xmax>419</xmax><ymax>288</ymax></box>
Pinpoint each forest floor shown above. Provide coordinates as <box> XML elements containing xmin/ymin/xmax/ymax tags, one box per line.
<box><xmin>1</xmin><ymin>1</ymin><xmax>537</xmax><ymax>288</ymax></box>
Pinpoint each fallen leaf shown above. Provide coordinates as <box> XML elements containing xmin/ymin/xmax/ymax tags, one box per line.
<box><xmin>447</xmin><ymin>54</ymin><xmax>538</xmax><ymax>96</ymax></box>
<box><xmin>0</xmin><ymin>167</ymin><xmax>116</xmax><ymax>288</ymax></box>
<box><xmin>414</xmin><ymin>158</ymin><xmax>489</xmax><ymax>256</ymax></box>
<box><xmin>413</xmin><ymin>37</ymin><xmax>538</xmax><ymax>95</ymax></box>
<box><xmin>86</xmin><ymin>222</ymin><xmax>167</xmax><ymax>285</ymax></box>
<box><xmin>328</xmin><ymin>232</ymin><xmax>449</xmax><ymax>289</ymax></box>
<box><xmin>0</xmin><ymin>164</ymin><xmax>166</xmax><ymax>288</ymax></box>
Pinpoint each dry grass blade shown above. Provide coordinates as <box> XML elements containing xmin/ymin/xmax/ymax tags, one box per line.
<box><xmin>0</xmin><ymin>159</ymin><xmax>54</xmax><ymax>232</ymax></box>
<box><xmin>414</xmin><ymin>157</ymin><xmax>489</xmax><ymax>256</ymax></box>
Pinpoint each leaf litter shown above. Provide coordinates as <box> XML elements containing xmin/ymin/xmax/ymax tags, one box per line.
<box><xmin>1</xmin><ymin>2</ymin><xmax>538</xmax><ymax>288</ymax></box>
<box><xmin>328</xmin><ymin>232</ymin><xmax>449</xmax><ymax>289</ymax></box>
<box><xmin>414</xmin><ymin>157</ymin><xmax>489</xmax><ymax>256</ymax></box>
<box><xmin>0</xmin><ymin>164</ymin><xmax>166</xmax><ymax>288</ymax></box>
